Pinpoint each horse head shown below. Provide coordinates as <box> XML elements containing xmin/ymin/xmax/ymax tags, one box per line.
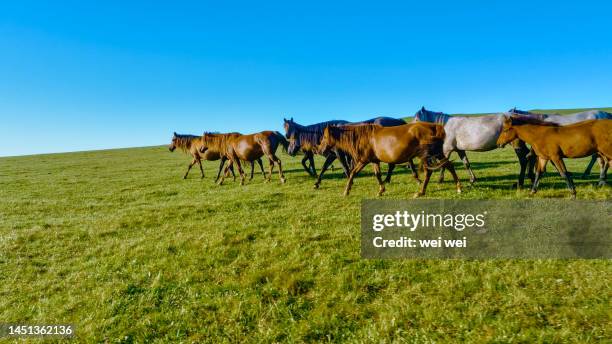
<box><xmin>168</xmin><ymin>132</ymin><xmax>178</xmax><ymax>152</ymax></box>
<box><xmin>496</xmin><ymin>117</ymin><xmax>518</xmax><ymax>148</ymax></box>
<box><xmin>318</xmin><ymin>126</ymin><xmax>335</xmax><ymax>155</ymax></box>
<box><xmin>287</xmin><ymin>133</ymin><xmax>301</xmax><ymax>156</ymax></box>
<box><xmin>283</xmin><ymin>117</ymin><xmax>295</xmax><ymax>138</ymax></box>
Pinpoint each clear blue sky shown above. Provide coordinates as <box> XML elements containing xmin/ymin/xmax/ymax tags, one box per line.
<box><xmin>1</xmin><ymin>1</ymin><xmax>611</xmax><ymax>156</ymax></box>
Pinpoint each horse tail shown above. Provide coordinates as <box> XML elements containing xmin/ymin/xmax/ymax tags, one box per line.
<box><xmin>432</xmin><ymin>124</ymin><xmax>446</xmax><ymax>141</ymax></box>
<box><xmin>425</xmin><ymin>157</ymin><xmax>453</xmax><ymax>170</ymax></box>
<box><xmin>420</xmin><ymin>124</ymin><xmax>449</xmax><ymax>169</ymax></box>
<box><xmin>274</xmin><ymin>131</ymin><xmax>289</xmax><ymax>153</ymax></box>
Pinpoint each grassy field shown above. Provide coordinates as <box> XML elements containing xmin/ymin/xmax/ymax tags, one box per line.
<box><xmin>1</xmin><ymin>111</ymin><xmax>611</xmax><ymax>342</ymax></box>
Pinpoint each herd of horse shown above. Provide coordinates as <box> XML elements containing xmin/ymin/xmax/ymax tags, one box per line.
<box><xmin>168</xmin><ymin>108</ymin><xmax>612</xmax><ymax>198</ymax></box>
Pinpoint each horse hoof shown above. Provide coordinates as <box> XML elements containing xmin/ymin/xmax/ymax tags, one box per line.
<box><xmin>313</xmin><ymin>184</ymin><xmax>320</xmax><ymax>189</ymax></box>
<box><xmin>457</xmin><ymin>188</ymin><xmax>462</xmax><ymax>194</ymax></box>
<box><xmin>570</xmin><ymin>193</ymin><xmax>577</xmax><ymax>199</ymax></box>
<box><xmin>412</xmin><ymin>193</ymin><xmax>422</xmax><ymax>199</ymax></box>
<box><xmin>281</xmin><ymin>178</ymin><xmax>287</xmax><ymax>184</ymax></box>
<box><xmin>598</xmin><ymin>181</ymin><xmax>608</xmax><ymax>187</ymax></box>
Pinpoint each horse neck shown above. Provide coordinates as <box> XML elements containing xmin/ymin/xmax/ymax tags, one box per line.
<box><xmin>205</xmin><ymin>135</ymin><xmax>227</xmax><ymax>154</ymax></box>
<box><xmin>512</xmin><ymin>124</ymin><xmax>547</xmax><ymax>144</ymax></box>
<box><xmin>422</xmin><ymin>112</ymin><xmax>449</xmax><ymax>124</ymax></box>
<box><xmin>177</xmin><ymin>136</ymin><xmax>198</xmax><ymax>151</ymax></box>
<box><xmin>299</xmin><ymin>130</ymin><xmax>322</xmax><ymax>146</ymax></box>
<box><xmin>334</xmin><ymin>127</ymin><xmax>373</xmax><ymax>158</ymax></box>
<box><xmin>290</xmin><ymin>122</ymin><xmax>307</xmax><ymax>133</ymax></box>
<box><xmin>436</xmin><ymin>113</ymin><xmax>450</xmax><ymax>124</ymax></box>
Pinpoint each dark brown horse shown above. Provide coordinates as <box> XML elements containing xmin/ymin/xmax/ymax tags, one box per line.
<box><xmin>169</xmin><ymin>132</ymin><xmax>264</xmax><ymax>181</ymax></box>
<box><xmin>284</xmin><ymin>117</ymin><xmax>413</xmax><ymax>189</ymax></box>
<box><xmin>200</xmin><ymin>131</ymin><xmax>288</xmax><ymax>185</ymax></box>
<box><xmin>283</xmin><ymin>118</ymin><xmax>351</xmax><ymax>178</ymax></box>
<box><xmin>497</xmin><ymin>117</ymin><xmax>611</xmax><ymax>198</ymax></box>
<box><xmin>318</xmin><ymin>123</ymin><xmax>462</xmax><ymax>197</ymax></box>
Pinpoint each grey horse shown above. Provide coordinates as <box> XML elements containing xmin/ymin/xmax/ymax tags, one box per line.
<box><xmin>413</xmin><ymin>107</ymin><xmax>533</xmax><ymax>187</ymax></box>
<box><xmin>509</xmin><ymin>108</ymin><xmax>612</xmax><ymax>177</ymax></box>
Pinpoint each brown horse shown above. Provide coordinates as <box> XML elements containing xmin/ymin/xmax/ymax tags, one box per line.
<box><xmin>200</xmin><ymin>131</ymin><xmax>288</xmax><ymax>185</ymax></box>
<box><xmin>497</xmin><ymin>117</ymin><xmax>611</xmax><ymax>198</ymax></box>
<box><xmin>169</xmin><ymin>132</ymin><xmax>264</xmax><ymax>181</ymax></box>
<box><xmin>318</xmin><ymin>123</ymin><xmax>462</xmax><ymax>197</ymax></box>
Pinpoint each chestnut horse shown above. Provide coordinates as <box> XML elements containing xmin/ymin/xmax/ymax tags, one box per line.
<box><xmin>200</xmin><ymin>131</ymin><xmax>288</xmax><ymax>185</ymax></box>
<box><xmin>497</xmin><ymin>117</ymin><xmax>611</xmax><ymax>198</ymax></box>
<box><xmin>169</xmin><ymin>132</ymin><xmax>265</xmax><ymax>181</ymax></box>
<box><xmin>319</xmin><ymin>123</ymin><xmax>462</xmax><ymax>197</ymax></box>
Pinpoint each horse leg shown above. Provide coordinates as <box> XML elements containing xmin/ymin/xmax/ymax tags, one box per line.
<box><xmin>308</xmin><ymin>154</ymin><xmax>317</xmax><ymax>176</ymax></box>
<box><xmin>336</xmin><ymin>150</ymin><xmax>352</xmax><ymax>177</ymax></box>
<box><xmin>235</xmin><ymin>159</ymin><xmax>246</xmax><ymax>185</ymax></box>
<box><xmin>230</xmin><ymin>162</ymin><xmax>236</xmax><ymax>181</ymax></box>
<box><xmin>343</xmin><ymin>161</ymin><xmax>367</xmax><ymax>196</ymax></box>
<box><xmin>249</xmin><ymin>160</ymin><xmax>255</xmax><ymax>181</ymax></box>
<box><xmin>551</xmin><ymin>158</ymin><xmax>576</xmax><ymax>199</ymax></box>
<box><xmin>445</xmin><ymin>161</ymin><xmax>463</xmax><ymax>194</ymax></box>
<box><xmin>407</xmin><ymin>159</ymin><xmax>422</xmax><ymax>185</ymax></box>
<box><xmin>527</xmin><ymin>148</ymin><xmax>537</xmax><ymax>183</ymax></box>
<box><xmin>372</xmin><ymin>162</ymin><xmax>386</xmax><ymax>196</ymax></box>
<box><xmin>582</xmin><ymin>154</ymin><xmax>598</xmax><ymax>178</ymax></box>
<box><xmin>597</xmin><ymin>156</ymin><xmax>608</xmax><ymax>187</ymax></box>
<box><xmin>530</xmin><ymin>157</ymin><xmax>548</xmax><ymax>195</ymax></box>
<box><xmin>513</xmin><ymin>141</ymin><xmax>530</xmax><ymax>189</ymax></box>
<box><xmin>197</xmin><ymin>158</ymin><xmax>205</xmax><ymax>178</ymax></box>
<box><xmin>271</xmin><ymin>154</ymin><xmax>286</xmax><ymax>183</ymax></box>
<box><xmin>438</xmin><ymin>151</ymin><xmax>452</xmax><ymax>183</ymax></box>
<box><xmin>415</xmin><ymin>159</ymin><xmax>434</xmax><ymax>198</ymax></box>
<box><xmin>457</xmin><ymin>150</ymin><xmax>476</xmax><ymax>184</ymax></box>
<box><xmin>383</xmin><ymin>163</ymin><xmax>395</xmax><ymax>184</ymax></box>
<box><xmin>301</xmin><ymin>155</ymin><xmax>312</xmax><ymax>176</ymax></box>
<box><xmin>267</xmin><ymin>158</ymin><xmax>274</xmax><ymax>182</ymax></box>
<box><xmin>215</xmin><ymin>157</ymin><xmax>226</xmax><ymax>182</ymax></box>
<box><xmin>314</xmin><ymin>155</ymin><xmax>336</xmax><ymax>189</ymax></box>
<box><xmin>218</xmin><ymin>160</ymin><xmax>233</xmax><ymax>185</ymax></box>
<box><xmin>257</xmin><ymin>158</ymin><xmax>266</xmax><ymax>180</ymax></box>
<box><xmin>184</xmin><ymin>158</ymin><xmax>197</xmax><ymax>179</ymax></box>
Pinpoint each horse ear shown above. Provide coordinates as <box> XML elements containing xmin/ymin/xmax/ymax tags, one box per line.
<box><xmin>290</xmin><ymin>117</ymin><xmax>293</xmax><ymax>121</ymax></box>
<box><xmin>421</xmin><ymin>106</ymin><xmax>425</xmax><ymax>111</ymax></box>
<box><xmin>173</xmin><ymin>131</ymin><xmax>177</xmax><ymax>137</ymax></box>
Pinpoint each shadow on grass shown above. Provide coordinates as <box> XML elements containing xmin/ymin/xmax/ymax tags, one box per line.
<box><xmin>449</xmin><ymin>172</ymin><xmax>606</xmax><ymax>191</ymax></box>
<box><xmin>462</xmin><ymin>160</ymin><xmax>517</xmax><ymax>171</ymax></box>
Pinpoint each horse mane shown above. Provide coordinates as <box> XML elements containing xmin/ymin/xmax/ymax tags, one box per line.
<box><xmin>509</xmin><ymin>115</ymin><xmax>560</xmax><ymax>126</ymax></box>
<box><xmin>202</xmin><ymin>132</ymin><xmax>234</xmax><ymax>155</ymax></box>
<box><xmin>173</xmin><ymin>134</ymin><xmax>201</xmax><ymax>153</ymax></box>
<box><xmin>329</xmin><ymin>124</ymin><xmax>381</xmax><ymax>159</ymax></box>
<box><xmin>508</xmin><ymin>108</ymin><xmax>535</xmax><ymax>115</ymax></box>
<box><xmin>287</xmin><ymin>120</ymin><xmax>349</xmax><ymax>146</ymax></box>
<box><xmin>415</xmin><ymin>107</ymin><xmax>450</xmax><ymax>124</ymax></box>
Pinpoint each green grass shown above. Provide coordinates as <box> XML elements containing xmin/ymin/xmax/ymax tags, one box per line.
<box><xmin>1</xmin><ymin>119</ymin><xmax>611</xmax><ymax>342</ymax></box>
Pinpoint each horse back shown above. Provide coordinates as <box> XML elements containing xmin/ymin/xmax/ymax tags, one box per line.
<box><xmin>355</xmin><ymin>117</ymin><xmax>406</xmax><ymax>127</ymax></box>
<box><xmin>593</xmin><ymin>120</ymin><xmax>612</xmax><ymax>151</ymax></box>
<box><xmin>371</xmin><ymin>123</ymin><xmax>444</xmax><ymax>163</ymax></box>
